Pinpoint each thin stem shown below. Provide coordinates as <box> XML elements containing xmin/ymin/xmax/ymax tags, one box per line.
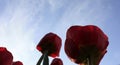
<box><xmin>88</xmin><ymin>55</ymin><xmax>95</xmax><ymax>65</ymax></box>
<box><xmin>37</xmin><ymin>54</ymin><xmax>44</xmax><ymax>65</ymax></box>
<box><xmin>87</xmin><ymin>58</ymin><xmax>89</xmax><ymax>65</ymax></box>
<box><xmin>43</xmin><ymin>53</ymin><xmax>49</xmax><ymax>65</ymax></box>
<box><xmin>36</xmin><ymin>51</ymin><xmax>49</xmax><ymax>65</ymax></box>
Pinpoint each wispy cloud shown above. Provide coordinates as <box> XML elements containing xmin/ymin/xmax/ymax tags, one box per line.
<box><xmin>0</xmin><ymin>0</ymin><xmax>113</xmax><ymax>65</ymax></box>
<box><xmin>0</xmin><ymin>0</ymin><xmax>43</xmax><ymax>65</ymax></box>
<box><xmin>47</xmin><ymin>0</ymin><xmax>65</xmax><ymax>12</ymax></box>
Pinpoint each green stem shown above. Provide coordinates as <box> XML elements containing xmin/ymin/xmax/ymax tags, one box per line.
<box><xmin>36</xmin><ymin>51</ymin><xmax>49</xmax><ymax>65</ymax></box>
<box><xmin>87</xmin><ymin>55</ymin><xmax>95</xmax><ymax>65</ymax></box>
<box><xmin>87</xmin><ymin>58</ymin><xmax>89</xmax><ymax>65</ymax></box>
<box><xmin>43</xmin><ymin>53</ymin><xmax>49</xmax><ymax>65</ymax></box>
<box><xmin>37</xmin><ymin>54</ymin><xmax>44</xmax><ymax>65</ymax></box>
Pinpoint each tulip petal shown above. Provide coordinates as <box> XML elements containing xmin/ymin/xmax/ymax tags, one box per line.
<box><xmin>12</xmin><ymin>61</ymin><xmax>23</xmax><ymax>65</ymax></box>
<box><xmin>0</xmin><ymin>47</ymin><xmax>13</xmax><ymax>65</ymax></box>
<box><xmin>37</xmin><ymin>33</ymin><xmax>62</xmax><ymax>58</ymax></box>
<box><xmin>50</xmin><ymin>58</ymin><xmax>63</xmax><ymax>65</ymax></box>
<box><xmin>65</xmin><ymin>25</ymin><xmax>109</xmax><ymax>64</ymax></box>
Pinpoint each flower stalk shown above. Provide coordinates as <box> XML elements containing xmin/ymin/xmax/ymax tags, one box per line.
<box><xmin>37</xmin><ymin>54</ymin><xmax>44</xmax><ymax>65</ymax></box>
<box><xmin>43</xmin><ymin>51</ymin><xmax>49</xmax><ymax>65</ymax></box>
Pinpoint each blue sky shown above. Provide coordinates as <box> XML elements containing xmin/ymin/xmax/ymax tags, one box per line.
<box><xmin>0</xmin><ymin>0</ymin><xmax>120</xmax><ymax>65</ymax></box>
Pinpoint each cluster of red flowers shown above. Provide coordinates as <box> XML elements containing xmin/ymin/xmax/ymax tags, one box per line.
<box><xmin>36</xmin><ymin>25</ymin><xmax>109</xmax><ymax>65</ymax></box>
<box><xmin>36</xmin><ymin>33</ymin><xmax>63</xmax><ymax>65</ymax></box>
<box><xmin>0</xmin><ymin>25</ymin><xmax>109</xmax><ymax>65</ymax></box>
<box><xmin>0</xmin><ymin>47</ymin><xmax>23</xmax><ymax>65</ymax></box>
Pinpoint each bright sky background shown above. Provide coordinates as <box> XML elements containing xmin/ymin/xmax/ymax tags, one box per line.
<box><xmin>0</xmin><ymin>0</ymin><xmax>120</xmax><ymax>65</ymax></box>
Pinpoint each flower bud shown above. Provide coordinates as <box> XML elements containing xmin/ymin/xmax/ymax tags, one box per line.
<box><xmin>12</xmin><ymin>61</ymin><xmax>23</xmax><ymax>65</ymax></box>
<box><xmin>51</xmin><ymin>58</ymin><xmax>63</xmax><ymax>65</ymax></box>
<box><xmin>0</xmin><ymin>47</ymin><xmax>13</xmax><ymax>65</ymax></box>
<box><xmin>65</xmin><ymin>25</ymin><xmax>109</xmax><ymax>65</ymax></box>
<box><xmin>37</xmin><ymin>32</ymin><xmax>62</xmax><ymax>57</ymax></box>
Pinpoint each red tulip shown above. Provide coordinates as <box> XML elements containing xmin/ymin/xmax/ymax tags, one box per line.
<box><xmin>12</xmin><ymin>61</ymin><xmax>23</xmax><ymax>65</ymax></box>
<box><xmin>51</xmin><ymin>58</ymin><xmax>63</xmax><ymax>65</ymax></box>
<box><xmin>65</xmin><ymin>25</ymin><xmax>109</xmax><ymax>65</ymax></box>
<box><xmin>36</xmin><ymin>32</ymin><xmax>62</xmax><ymax>65</ymax></box>
<box><xmin>0</xmin><ymin>47</ymin><xmax>13</xmax><ymax>65</ymax></box>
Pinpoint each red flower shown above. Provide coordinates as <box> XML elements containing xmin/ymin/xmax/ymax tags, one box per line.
<box><xmin>36</xmin><ymin>32</ymin><xmax>62</xmax><ymax>65</ymax></box>
<box><xmin>37</xmin><ymin>32</ymin><xmax>62</xmax><ymax>57</ymax></box>
<box><xmin>0</xmin><ymin>47</ymin><xmax>13</xmax><ymax>65</ymax></box>
<box><xmin>65</xmin><ymin>25</ymin><xmax>109</xmax><ymax>65</ymax></box>
<box><xmin>12</xmin><ymin>61</ymin><xmax>23</xmax><ymax>65</ymax></box>
<box><xmin>50</xmin><ymin>58</ymin><xmax>63</xmax><ymax>65</ymax></box>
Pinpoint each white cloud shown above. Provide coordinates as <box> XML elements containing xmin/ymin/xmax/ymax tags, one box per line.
<box><xmin>0</xmin><ymin>0</ymin><xmax>113</xmax><ymax>65</ymax></box>
<box><xmin>0</xmin><ymin>0</ymin><xmax>43</xmax><ymax>65</ymax></box>
<box><xmin>47</xmin><ymin>0</ymin><xmax>65</xmax><ymax>12</ymax></box>
<box><xmin>48</xmin><ymin>1</ymin><xmax>111</xmax><ymax>65</ymax></box>
<box><xmin>57</xmin><ymin>0</ymin><xmax>109</xmax><ymax>27</ymax></box>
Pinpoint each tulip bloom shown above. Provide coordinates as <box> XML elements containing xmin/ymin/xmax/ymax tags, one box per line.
<box><xmin>50</xmin><ymin>58</ymin><xmax>63</xmax><ymax>65</ymax></box>
<box><xmin>36</xmin><ymin>32</ymin><xmax>62</xmax><ymax>65</ymax></box>
<box><xmin>65</xmin><ymin>25</ymin><xmax>109</xmax><ymax>65</ymax></box>
<box><xmin>0</xmin><ymin>47</ymin><xmax>13</xmax><ymax>65</ymax></box>
<box><xmin>12</xmin><ymin>61</ymin><xmax>23</xmax><ymax>65</ymax></box>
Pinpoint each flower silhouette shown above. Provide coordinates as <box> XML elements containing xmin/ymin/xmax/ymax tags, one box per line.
<box><xmin>0</xmin><ymin>47</ymin><xmax>13</xmax><ymax>65</ymax></box>
<box><xmin>0</xmin><ymin>47</ymin><xmax>23</xmax><ymax>65</ymax></box>
<box><xmin>65</xmin><ymin>25</ymin><xmax>109</xmax><ymax>65</ymax></box>
<box><xmin>50</xmin><ymin>58</ymin><xmax>63</xmax><ymax>65</ymax></box>
<box><xmin>12</xmin><ymin>61</ymin><xmax>23</xmax><ymax>65</ymax></box>
<box><xmin>36</xmin><ymin>32</ymin><xmax>62</xmax><ymax>65</ymax></box>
